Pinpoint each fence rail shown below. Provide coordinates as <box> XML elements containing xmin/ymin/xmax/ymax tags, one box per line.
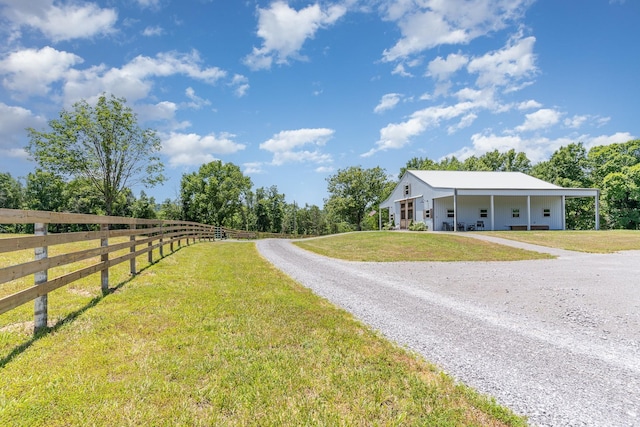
<box><xmin>0</xmin><ymin>208</ymin><xmax>216</xmax><ymax>333</ymax></box>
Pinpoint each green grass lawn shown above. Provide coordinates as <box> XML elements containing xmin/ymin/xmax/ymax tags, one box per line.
<box><xmin>483</xmin><ymin>230</ymin><xmax>640</xmax><ymax>253</ymax></box>
<box><xmin>294</xmin><ymin>231</ymin><xmax>553</xmax><ymax>262</ymax></box>
<box><xmin>0</xmin><ymin>242</ymin><xmax>526</xmax><ymax>426</ymax></box>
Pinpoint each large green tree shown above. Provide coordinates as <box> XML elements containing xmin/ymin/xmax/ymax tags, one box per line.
<box><xmin>399</xmin><ymin>149</ymin><xmax>531</xmax><ymax>177</ymax></box>
<box><xmin>26</xmin><ymin>93</ymin><xmax>165</xmax><ymax>216</ymax></box>
<box><xmin>530</xmin><ymin>143</ymin><xmax>594</xmax><ymax>229</ymax></box>
<box><xmin>180</xmin><ymin>160</ymin><xmax>252</xmax><ymax>226</ymax></box>
<box><xmin>24</xmin><ymin>170</ymin><xmax>66</xmax><ymax>213</ymax></box>
<box><xmin>325</xmin><ymin>166</ymin><xmax>390</xmax><ymax>231</ymax></box>
<box><xmin>0</xmin><ymin>172</ymin><xmax>23</xmax><ymax>209</ymax></box>
<box><xmin>588</xmin><ymin>140</ymin><xmax>640</xmax><ymax>229</ymax></box>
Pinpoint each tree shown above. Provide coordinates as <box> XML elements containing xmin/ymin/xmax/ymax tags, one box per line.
<box><xmin>325</xmin><ymin>166</ymin><xmax>390</xmax><ymax>231</ymax></box>
<box><xmin>157</xmin><ymin>198</ymin><xmax>182</xmax><ymax>221</ymax></box>
<box><xmin>180</xmin><ymin>160</ymin><xmax>252</xmax><ymax>226</ymax></box>
<box><xmin>131</xmin><ymin>191</ymin><xmax>157</xmax><ymax>219</ymax></box>
<box><xmin>26</xmin><ymin>93</ymin><xmax>165</xmax><ymax>216</ymax></box>
<box><xmin>24</xmin><ymin>170</ymin><xmax>66</xmax><ymax>212</ymax></box>
<box><xmin>0</xmin><ymin>172</ymin><xmax>23</xmax><ymax>209</ymax></box>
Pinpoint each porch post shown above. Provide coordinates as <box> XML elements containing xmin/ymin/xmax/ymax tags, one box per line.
<box><xmin>490</xmin><ymin>195</ymin><xmax>495</xmax><ymax>231</ymax></box>
<box><xmin>527</xmin><ymin>195</ymin><xmax>531</xmax><ymax>231</ymax></box>
<box><xmin>562</xmin><ymin>196</ymin><xmax>567</xmax><ymax>230</ymax></box>
<box><xmin>595</xmin><ymin>191</ymin><xmax>600</xmax><ymax>230</ymax></box>
<box><xmin>379</xmin><ymin>208</ymin><xmax>382</xmax><ymax>230</ymax></box>
<box><xmin>453</xmin><ymin>190</ymin><xmax>458</xmax><ymax>231</ymax></box>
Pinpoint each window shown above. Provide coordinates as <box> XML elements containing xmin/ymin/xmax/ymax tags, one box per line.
<box><xmin>543</xmin><ymin>208</ymin><xmax>551</xmax><ymax>217</ymax></box>
<box><xmin>424</xmin><ymin>209</ymin><xmax>431</xmax><ymax>219</ymax></box>
<box><xmin>447</xmin><ymin>209</ymin><xmax>454</xmax><ymax>218</ymax></box>
<box><xmin>480</xmin><ymin>209</ymin><xmax>488</xmax><ymax>218</ymax></box>
<box><xmin>512</xmin><ymin>208</ymin><xmax>520</xmax><ymax>218</ymax></box>
<box><xmin>403</xmin><ymin>184</ymin><xmax>411</xmax><ymax>196</ymax></box>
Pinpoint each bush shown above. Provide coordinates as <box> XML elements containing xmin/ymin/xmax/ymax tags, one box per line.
<box><xmin>409</xmin><ymin>221</ymin><xmax>428</xmax><ymax>231</ymax></box>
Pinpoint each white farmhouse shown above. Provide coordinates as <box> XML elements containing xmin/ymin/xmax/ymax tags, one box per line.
<box><xmin>379</xmin><ymin>170</ymin><xmax>600</xmax><ymax>231</ymax></box>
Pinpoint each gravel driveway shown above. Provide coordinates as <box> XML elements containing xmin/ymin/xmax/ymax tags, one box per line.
<box><xmin>256</xmin><ymin>235</ymin><xmax>640</xmax><ymax>427</ymax></box>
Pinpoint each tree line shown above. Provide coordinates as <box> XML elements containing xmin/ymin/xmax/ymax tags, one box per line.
<box><xmin>1</xmin><ymin>93</ymin><xmax>639</xmax><ymax>232</ymax></box>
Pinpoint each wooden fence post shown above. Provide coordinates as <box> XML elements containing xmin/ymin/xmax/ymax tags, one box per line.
<box><xmin>34</xmin><ymin>223</ymin><xmax>48</xmax><ymax>333</ymax></box>
<box><xmin>101</xmin><ymin>224</ymin><xmax>109</xmax><ymax>294</ymax></box>
<box><xmin>159</xmin><ymin>223</ymin><xmax>164</xmax><ymax>258</ymax></box>
<box><xmin>147</xmin><ymin>225</ymin><xmax>153</xmax><ymax>263</ymax></box>
<box><xmin>130</xmin><ymin>224</ymin><xmax>136</xmax><ymax>275</ymax></box>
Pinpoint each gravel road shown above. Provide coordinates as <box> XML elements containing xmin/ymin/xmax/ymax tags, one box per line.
<box><xmin>256</xmin><ymin>235</ymin><xmax>640</xmax><ymax>427</ymax></box>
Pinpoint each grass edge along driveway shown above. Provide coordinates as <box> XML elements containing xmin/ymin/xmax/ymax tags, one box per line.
<box><xmin>294</xmin><ymin>231</ymin><xmax>554</xmax><ymax>262</ymax></box>
<box><xmin>0</xmin><ymin>242</ymin><xmax>526</xmax><ymax>426</ymax></box>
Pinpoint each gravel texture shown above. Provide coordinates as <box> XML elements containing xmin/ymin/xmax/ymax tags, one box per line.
<box><xmin>256</xmin><ymin>234</ymin><xmax>640</xmax><ymax>427</ymax></box>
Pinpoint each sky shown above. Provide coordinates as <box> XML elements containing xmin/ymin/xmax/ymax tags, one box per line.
<box><xmin>0</xmin><ymin>0</ymin><xmax>638</xmax><ymax>207</ymax></box>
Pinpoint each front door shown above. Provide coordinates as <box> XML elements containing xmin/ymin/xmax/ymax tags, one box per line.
<box><xmin>399</xmin><ymin>200</ymin><xmax>413</xmax><ymax>229</ymax></box>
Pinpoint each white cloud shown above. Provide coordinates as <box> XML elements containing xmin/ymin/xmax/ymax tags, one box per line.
<box><xmin>447</xmin><ymin>113</ymin><xmax>477</xmax><ymax>134</ymax></box>
<box><xmin>135</xmin><ymin>0</ymin><xmax>162</xmax><ymax>9</ymax></box>
<box><xmin>230</xmin><ymin>74</ymin><xmax>249</xmax><ymax>97</ymax></box>
<box><xmin>0</xmin><ymin>102</ymin><xmax>46</xmax><ymax>148</ymax></box>
<box><xmin>260</xmin><ymin>128</ymin><xmax>334</xmax><ymax>165</ymax></box>
<box><xmin>1</xmin><ymin>0</ymin><xmax>117</xmax><ymax>42</ymax></box>
<box><xmin>0</xmin><ymin>46</ymin><xmax>83</xmax><ymax>97</ymax></box>
<box><xmin>515</xmin><ymin>108</ymin><xmax>561</xmax><ymax>132</ymax></box>
<box><xmin>363</xmin><ymin>101</ymin><xmax>476</xmax><ymax>157</ymax></box>
<box><xmin>63</xmin><ymin>50</ymin><xmax>226</xmax><ymax>105</ymax></box>
<box><xmin>427</xmin><ymin>52</ymin><xmax>468</xmax><ymax>81</ymax></box>
<box><xmin>449</xmin><ymin>130</ymin><xmax>636</xmax><ymax>165</ymax></box>
<box><xmin>315</xmin><ymin>166</ymin><xmax>334</xmax><ymax>173</ymax></box>
<box><xmin>563</xmin><ymin>115</ymin><xmax>589</xmax><ymax>129</ymax></box>
<box><xmin>374</xmin><ymin>93</ymin><xmax>402</xmax><ymax>114</ymax></box>
<box><xmin>467</xmin><ymin>34</ymin><xmax>537</xmax><ymax>89</ymax></box>
<box><xmin>135</xmin><ymin>101</ymin><xmax>180</xmax><ymax>124</ymax></box>
<box><xmin>162</xmin><ymin>131</ymin><xmax>246</xmax><ymax>167</ymax></box>
<box><xmin>243</xmin><ymin>162</ymin><xmax>265</xmax><ymax>174</ymax></box>
<box><xmin>184</xmin><ymin>87</ymin><xmax>211</xmax><ymax>109</ymax></box>
<box><xmin>142</xmin><ymin>26</ymin><xmax>164</xmax><ymax>37</ymax></box>
<box><xmin>382</xmin><ymin>0</ymin><xmax>533</xmax><ymax>61</ymax></box>
<box><xmin>518</xmin><ymin>99</ymin><xmax>542</xmax><ymax>110</ymax></box>
<box><xmin>391</xmin><ymin>63</ymin><xmax>413</xmax><ymax>77</ymax></box>
<box><xmin>584</xmin><ymin>132</ymin><xmax>635</xmax><ymax>149</ymax></box>
<box><xmin>243</xmin><ymin>1</ymin><xmax>346</xmax><ymax>70</ymax></box>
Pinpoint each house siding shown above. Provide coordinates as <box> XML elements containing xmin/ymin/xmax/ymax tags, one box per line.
<box><xmin>379</xmin><ymin>170</ymin><xmax>594</xmax><ymax>231</ymax></box>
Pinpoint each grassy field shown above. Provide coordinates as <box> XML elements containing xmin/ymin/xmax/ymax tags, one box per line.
<box><xmin>0</xmin><ymin>241</ymin><xmax>526</xmax><ymax>426</ymax></box>
<box><xmin>294</xmin><ymin>231</ymin><xmax>553</xmax><ymax>262</ymax></box>
<box><xmin>483</xmin><ymin>230</ymin><xmax>640</xmax><ymax>253</ymax></box>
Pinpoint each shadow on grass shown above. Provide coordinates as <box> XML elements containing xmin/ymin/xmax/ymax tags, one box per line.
<box><xmin>0</xmin><ymin>250</ymin><xmax>176</xmax><ymax>369</ymax></box>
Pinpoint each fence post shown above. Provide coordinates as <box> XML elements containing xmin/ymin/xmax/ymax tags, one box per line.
<box><xmin>148</xmin><ymin>236</ymin><xmax>153</xmax><ymax>264</ymax></box>
<box><xmin>130</xmin><ymin>224</ymin><xmax>136</xmax><ymax>275</ymax></box>
<box><xmin>101</xmin><ymin>224</ymin><xmax>109</xmax><ymax>294</ymax></box>
<box><xmin>159</xmin><ymin>223</ymin><xmax>164</xmax><ymax>258</ymax></box>
<box><xmin>34</xmin><ymin>223</ymin><xmax>48</xmax><ymax>333</ymax></box>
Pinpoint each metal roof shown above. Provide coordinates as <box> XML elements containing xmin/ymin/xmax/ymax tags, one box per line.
<box><xmin>407</xmin><ymin>170</ymin><xmax>562</xmax><ymax>190</ymax></box>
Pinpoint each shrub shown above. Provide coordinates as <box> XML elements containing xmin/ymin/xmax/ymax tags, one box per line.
<box><xmin>409</xmin><ymin>221</ymin><xmax>428</xmax><ymax>231</ymax></box>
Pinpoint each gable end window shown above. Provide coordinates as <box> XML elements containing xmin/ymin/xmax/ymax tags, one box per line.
<box><xmin>403</xmin><ymin>184</ymin><xmax>411</xmax><ymax>196</ymax></box>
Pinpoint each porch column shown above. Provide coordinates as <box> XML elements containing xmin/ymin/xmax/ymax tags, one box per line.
<box><xmin>595</xmin><ymin>191</ymin><xmax>600</xmax><ymax>230</ymax></box>
<box><xmin>527</xmin><ymin>195</ymin><xmax>531</xmax><ymax>231</ymax></box>
<box><xmin>453</xmin><ymin>190</ymin><xmax>458</xmax><ymax>232</ymax></box>
<box><xmin>562</xmin><ymin>196</ymin><xmax>566</xmax><ymax>230</ymax></box>
<box><xmin>490</xmin><ymin>195</ymin><xmax>495</xmax><ymax>231</ymax></box>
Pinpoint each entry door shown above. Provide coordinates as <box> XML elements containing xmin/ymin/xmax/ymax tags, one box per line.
<box><xmin>399</xmin><ymin>201</ymin><xmax>413</xmax><ymax>229</ymax></box>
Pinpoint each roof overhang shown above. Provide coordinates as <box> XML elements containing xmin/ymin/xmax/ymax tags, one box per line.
<box><xmin>453</xmin><ymin>188</ymin><xmax>599</xmax><ymax>197</ymax></box>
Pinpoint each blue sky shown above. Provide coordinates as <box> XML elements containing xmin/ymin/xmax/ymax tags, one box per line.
<box><xmin>0</xmin><ymin>0</ymin><xmax>637</xmax><ymax>207</ymax></box>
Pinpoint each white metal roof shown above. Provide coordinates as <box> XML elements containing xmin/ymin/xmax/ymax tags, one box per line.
<box><xmin>407</xmin><ymin>170</ymin><xmax>562</xmax><ymax>190</ymax></box>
